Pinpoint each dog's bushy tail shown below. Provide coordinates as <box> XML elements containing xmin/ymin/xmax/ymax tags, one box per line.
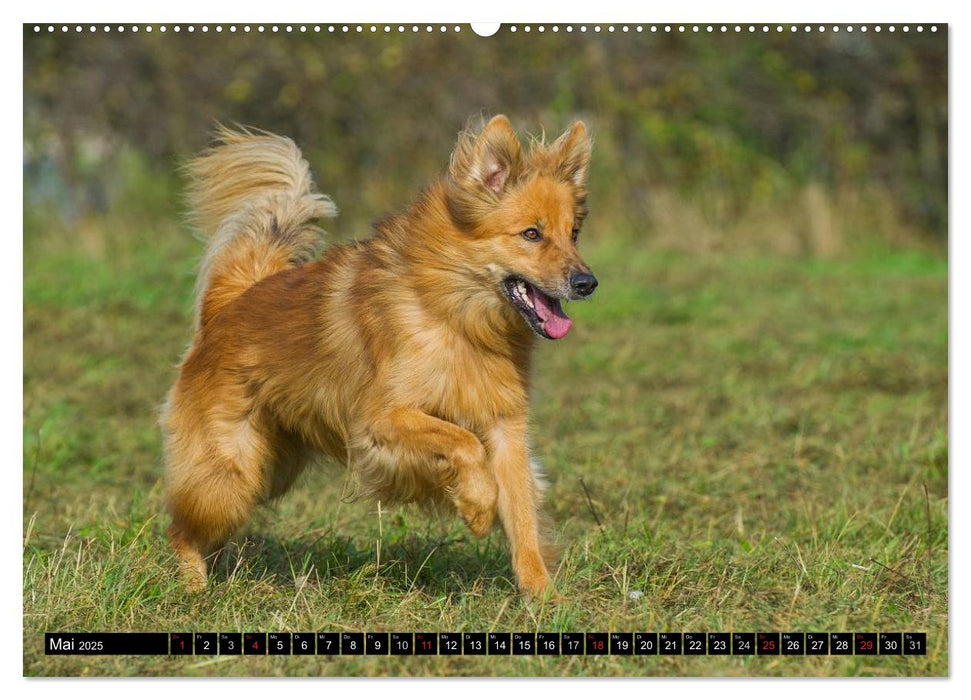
<box><xmin>186</xmin><ymin>125</ymin><xmax>337</xmax><ymax>329</ymax></box>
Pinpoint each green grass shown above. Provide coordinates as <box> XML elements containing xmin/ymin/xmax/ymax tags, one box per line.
<box><xmin>23</xmin><ymin>212</ymin><xmax>947</xmax><ymax>676</ymax></box>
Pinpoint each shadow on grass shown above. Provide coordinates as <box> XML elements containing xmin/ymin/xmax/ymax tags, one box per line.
<box><xmin>207</xmin><ymin>528</ymin><xmax>514</xmax><ymax>596</ymax></box>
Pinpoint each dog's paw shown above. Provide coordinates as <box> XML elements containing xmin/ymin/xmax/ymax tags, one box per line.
<box><xmin>459</xmin><ymin>497</ymin><xmax>497</xmax><ymax>538</ymax></box>
<box><xmin>452</xmin><ymin>451</ymin><xmax>498</xmax><ymax>537</ymax></box>
<box><xmin>178</xmin><ymin>561</ymin><xmax>208</xmax><ymax>593</ymax></box>
<box><xmin>532</xmin><ymin>589</ymin><xmax>565</xmax><ymax>605</ymax></box>
<box><xmin>518</xmin><ymin>573</ymin><xmax>554</xmax><ymax>600</ymax></box>
<box><xmin>515</xmin><ymin>555</ymin><xmax>553</xmax><ymax>599</ymax></box>
<box><xmin>456</xmin><ymin>477</ymin><xmax>498</xmax><ymax>537</ymax></box>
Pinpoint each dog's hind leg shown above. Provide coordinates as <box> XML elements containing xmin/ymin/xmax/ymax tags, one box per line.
<box><xmin>163</xmin><ymin>416</ymin><xmax>271</xmax><ymax>590</ymax></box>
<box><xmin>167</xmin><ymin>518</ymin><xmax>209</xmax><ymax>591</ymax></box>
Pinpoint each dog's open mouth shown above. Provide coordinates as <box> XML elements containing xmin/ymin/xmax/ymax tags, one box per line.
<box><xmin>502</xmin><ymin>276</ymin><xmax>573</xmax><ymax>339</ymax></box>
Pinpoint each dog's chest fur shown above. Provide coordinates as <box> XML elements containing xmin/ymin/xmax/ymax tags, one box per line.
<box><xmin>386</xmin><ymin>323</ymin><xmax>530</xmax><ymax>432</ymax></box>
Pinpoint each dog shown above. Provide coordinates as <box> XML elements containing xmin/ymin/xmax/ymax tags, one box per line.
<box><xmin>161</xmin><ymin>115</ymin><xmax>597</xmax><ymax>597</ymax></box>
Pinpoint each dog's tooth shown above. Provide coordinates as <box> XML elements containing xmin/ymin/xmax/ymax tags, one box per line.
<box><xmin>521</xmin><ymin>283</ymin><xmax>534</xmax><ymax>308</ymax></box>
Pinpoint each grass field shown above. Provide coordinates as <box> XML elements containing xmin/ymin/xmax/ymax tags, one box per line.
<box><xmin>23</xmin><ymin>205</ymin><xmax>948</xmax><ymax>676</ymax></box>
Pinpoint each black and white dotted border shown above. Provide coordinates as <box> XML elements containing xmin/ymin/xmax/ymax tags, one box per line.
<box><xmin>30</xmin><ymin>24</ymin><xmax>941</xmax><ymax>35</ymax></box>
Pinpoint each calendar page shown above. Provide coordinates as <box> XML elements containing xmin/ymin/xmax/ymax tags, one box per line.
<box><xmin>23</xmin><ymin>17</ymin><xmax>947</xmax><ymax>678</ymax></box>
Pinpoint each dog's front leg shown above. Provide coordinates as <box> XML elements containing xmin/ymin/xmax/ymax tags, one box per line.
<box><xmin>487</xmin><ymin>416</ymin><xmax>552</xmax><ymax>597</ymax></box>
<box><xmin>368</xmin><ymin>408</ymin><xmax>498</xmax><ymax>536</ymax></box>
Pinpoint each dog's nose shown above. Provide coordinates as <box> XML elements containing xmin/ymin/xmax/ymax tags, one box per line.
<box><xmin>570</xmin><ymin>271</ymin><xmax>598</xmax><ymax>297</ymax></box>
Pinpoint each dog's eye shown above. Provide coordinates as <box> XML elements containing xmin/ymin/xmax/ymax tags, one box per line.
<box><xmin>520</xmin><ymin>227</ymin><xmax>542</xmax><ymax>242</ymax></box>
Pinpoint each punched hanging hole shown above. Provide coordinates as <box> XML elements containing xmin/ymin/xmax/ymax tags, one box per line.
<box><xmin>471</xmin><ymin>23</ymin><xmax>501</xmax><ymax>37</ymax></box>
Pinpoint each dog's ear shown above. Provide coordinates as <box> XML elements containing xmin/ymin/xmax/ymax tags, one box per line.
<box><xmin>447</xmin><ymin>115</ymin><xmax>523</xmax><ymax>229</ymax></box>
<box><xmin>450</xmin><ymin>115</ymin><xmax>523</xmax><ymax>197</ymax></box>
<box><xmin>552</xmin><ymin>121</ymin><xmax>591</xmax><ymax>189</ymax></box>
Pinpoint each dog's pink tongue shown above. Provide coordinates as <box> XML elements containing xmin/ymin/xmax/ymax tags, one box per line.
<box><xmin>530</xmin><ymin>287</ymin><xmax>573</xmax><ymax>339</ymax></box>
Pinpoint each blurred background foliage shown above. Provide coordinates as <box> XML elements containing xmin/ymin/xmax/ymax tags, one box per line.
<box><xmin>23</xmin><ymin>25</ymin><xmax>946</xmax><ymax>256</ymax></box>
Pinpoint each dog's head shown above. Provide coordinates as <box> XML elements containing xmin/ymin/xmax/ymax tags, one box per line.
<box><xmin>446</xmin><ymin>115</ymin><xmax>596</xmax><ymax>340</ymax></box>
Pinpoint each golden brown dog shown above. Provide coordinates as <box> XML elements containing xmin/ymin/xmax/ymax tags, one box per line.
<box><xmin>161</xmin><ymin>116</ymin><xmax>597</xmax><ymax>596</ymax></box>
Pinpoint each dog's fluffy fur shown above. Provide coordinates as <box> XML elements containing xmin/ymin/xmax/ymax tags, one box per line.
<box><xmin>161</xmin><ymin>116</ymin><xmax>595</xmax><ymax>596</ymax></box>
